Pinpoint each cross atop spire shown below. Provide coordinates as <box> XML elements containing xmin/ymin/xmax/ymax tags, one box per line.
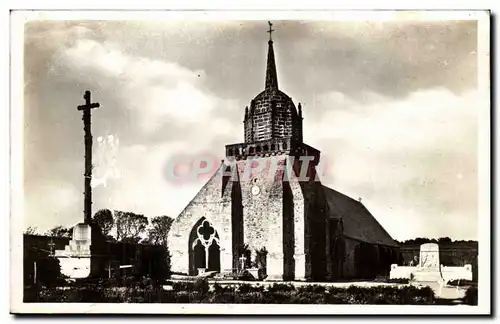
<box><xmin>267</xmin><ymin>21</ymin><xmax>275</xmax><ymax>41</ymax></box>
<box><xmin>265</xmin><ymin>21</ymin><xmax>278</xmax><ymax>90</ymax></box>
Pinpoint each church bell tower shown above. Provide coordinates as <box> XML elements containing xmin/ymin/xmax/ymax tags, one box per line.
<box><xmin>226</xmin><ymin>22</ymin><xmax>320</xmax><ymax>175</ymax></box>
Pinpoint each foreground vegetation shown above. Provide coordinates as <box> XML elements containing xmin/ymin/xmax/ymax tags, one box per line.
<box><xmin>24</xmin><ymin>278</ymin><xmax>476</xmax><ymax>305</ymax></box>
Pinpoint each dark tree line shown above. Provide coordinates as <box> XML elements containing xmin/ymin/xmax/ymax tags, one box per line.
<box><xmin>396</xmin><ymin>237</ymin><xmax>477</xmax><ymax>245</ymax></box>
<box><xmin>37</xmin><ymin>209</ymin><xmax>174</xmax><ymax>245</ymax></box>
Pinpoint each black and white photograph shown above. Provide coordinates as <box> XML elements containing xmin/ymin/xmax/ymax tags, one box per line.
<box><xmin>9</xmin><ymin>10</ymin><xmax>491</xmax><ymax>315</ymax></box>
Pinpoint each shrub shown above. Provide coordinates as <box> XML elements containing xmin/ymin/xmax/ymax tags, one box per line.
<box><xmin>397</xmin><ymin>285</ymin><xmax>435</xmax><ymax>305</ymax></box>
<box><xmin>159</xmin><ymin>291</ymin><xmax>177</xmax><ymax>303</ymax></box>
<box><xmin>290</xmin><ymin>291</ymin><xmax>326</xmax><ymax>304</ymax></box>
<box><xmin>447</xmin><ymin>279</ymin><xmax>475</xmax><ymax>287</ymax></box>
<box><xmin>37</xmin><ymin>258</ymin><xmax>63</xmax><ymax>287</ymax></box>
<box><xmin>37</xmin><ymin>288</ymin><xmax>67</xmax><ymax>302</ymax></box>
<box><xmin>172</xmin><ymin>281</ymin><xmax>194</xmax><ymax>292</ymax></box>
<box><xmin>325</xmin><ymin>285</ymin><xmax>434</xmax><ymax>305</ymax></box>
<box><xmin>28</xmin><ymin>281</ymin><xmax>442</xmax><ymax>305</ymax></box>
<box><xmin>268</xmin><ymin>283</ymin><xmax>295</xmax><ymax>293</ymax></box>
<box><xmin>324</xmin><ymin>292</ymin><xmax>350</xmax><ymax>304</ymax></box>
<box><xmin>139</xmin><ymin>276</ymin><xmax>153</xmax><ymax>290</ymax></box>
<box><xmin>463</xmin><ymin>286</ymin><xmax>478</xmax><ymax>305</ymax></box>
<box><xmin>387</xmin><ymin>278</ymin><xmax>410</xmax><ymax>284</ymax></box>
<box><xmin>238</xmin><ymin>283</ymin><xmax>253</xmax><ymax>294</ymax></box>
<box><xmin>122</xmin><ymin>276</ymin><xmax>137</xmax><ymax>288</ymax></box>
<box><xmin>297</xmin><ymin>285</ymin><xmax>326</xmax><ymax>294</ymax></box>
<box><xmin>193</xmin><ymin>278</ymin><xmax>209</xmax><ymax>295</ymax></box>
<box><xmin>264</xmin><ymin>291</ymin><xmax>294</xmax><ymax>304</ymax></box>
<box><xmin>80</xmin><ymin>287</ymin><xmax>105</xmax><ymax>302</ymax></box>
<box><xmin>213</xmin><ymin>283</ymin><xmax>235</xmax><ymax>294</ymax></box>
<box><xmin>327</xmin><ymin>286</ymin><xmax>344</xmax><ymax>295</ymax></box>
<box><xmin>23</xmin><ymin>286</ymin><xmax>39</xmax><ymax>302</ymax></box>
<box><xmin>174</xmin><ymin>292</ymin><xmax>192</xmax><ymax>303</ymax></box>
<box><xmin>235</xmin><ymin>291</ymin><xmax>265</xmax><ymax>303</ymax></box>
<box><xmin>250</xmin><ymin>284</ymin><xmax>265</xmax><ymax>293</ymax></box>
<box><xmin>238</xmin><ymin>283</ymin><xmax>265</xmax><ymax>293</ymax></box>
<box><xmin>213</xmin><ymin>282</ymin><xmax>223</xmax><ymax>294</ymax></box>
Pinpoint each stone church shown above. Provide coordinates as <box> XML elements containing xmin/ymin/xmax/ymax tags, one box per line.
<box><xmin>168</xmin><ymin>27</ymin><xmax>399</xmax><ymax>281</ymax></box>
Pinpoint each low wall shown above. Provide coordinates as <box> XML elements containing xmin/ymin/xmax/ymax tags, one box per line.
<box><xmin>399</xmin><ymin>243</ymin><xmax>478</xmax><ymax>281</ymax></box>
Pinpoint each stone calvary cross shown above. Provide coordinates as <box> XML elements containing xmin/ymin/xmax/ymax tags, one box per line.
<box><xmin>77</xmin><ymin>91</ymin><xmax>100</xmax><ymax>224</ymax></box>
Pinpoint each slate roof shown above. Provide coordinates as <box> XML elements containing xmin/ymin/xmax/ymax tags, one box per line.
<box><xmin>323</xmin><ymin>186</ymin><xmax>399</xmax><ymax>248</ymax></box>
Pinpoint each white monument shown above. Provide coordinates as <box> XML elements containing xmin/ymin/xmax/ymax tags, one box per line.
<box><xmin>54</xmin><ymin>223</ymin><xmax>92</xmax><ymax>278</ymax></box>
<box><xmin>390</xmin><ymin>243</ymin><xmax>473</xmax><ymax>284</ymax></box>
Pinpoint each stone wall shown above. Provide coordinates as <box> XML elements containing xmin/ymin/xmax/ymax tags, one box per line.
<box><xmin>168</xmin><ymin>163</ymin><xmax>235</xmax><ymax>275</ymax></box>
<box><xmin>287</xmin><ymin>163</ymin><xmax>307</xmax><ymax>280</ymax></box>
<box><xmin>342</xmin><ymin>237</ymin><xmax>358</xmax><ymax>278</ymax></box>
<box><xmin>168</xmin><ymin>153</ymin><xmax>318</xmax><ymax>281</ymax></box>
<box><xmin>337</xmin><ymin>237</ymin><xmax>399</xmax><ymax>280</ymax></box>
<box><xmin>236</xmin><ymin>156</ymin><xmax>287</xmax><ymax>280</ymax></box>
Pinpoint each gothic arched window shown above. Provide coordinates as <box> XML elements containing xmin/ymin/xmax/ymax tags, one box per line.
<box><xmin>191</xmin><ymin>219</ymin><xmax>220</xmax><ymax>270</ymax></box>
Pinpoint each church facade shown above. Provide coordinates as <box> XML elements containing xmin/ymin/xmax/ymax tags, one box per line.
<box><xmin>168</xmin><ymin>29</ymin><xmax>399</xmax><ymax>281</ymax></box>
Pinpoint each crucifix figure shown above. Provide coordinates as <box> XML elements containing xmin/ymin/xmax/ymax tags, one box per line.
<box><xmin>48</xmin><ymin>238</ymin><xmax>56</xmax><ymax>257</ymax></box>
<box><xmin>239</xmin><ymin>255</ymin><xmax>247</xmax><ymax>271</ymax></box>
<box><xmin>267</xmin><ymin>21</ymin><xmax>275</xmax><ymax>41</ymax></box>
<box><xmin>77</xmin><ymin>91</ymin><xmax>100</xmax><ymax>224</ymax></box>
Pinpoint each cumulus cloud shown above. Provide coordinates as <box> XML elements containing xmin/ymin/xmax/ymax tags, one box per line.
<box><xmin>307</xmin><ymin>89</ymin><xmax>478</xmax><ymax>240</ymax></box>
<box><xmin>22</xmin><ymin>20</ymin><xmax>481</xmax><ymax>240</ymax></box>
<box><xmin>24</xmin><ymin>182</ymin><xmax>81</xmax><ymax>230</ymax></box>
<box><xmin>25</xmin><ymin>29</ymin><xmax>240</xmax><ymax>231</ymax></box>
<box><xmin>52</xmin><ymin>38</ymin><xmax>219</xmax><ymax>130</ymax></box>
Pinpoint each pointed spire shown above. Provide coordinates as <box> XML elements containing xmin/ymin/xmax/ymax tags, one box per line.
<box><xmin>298</xmin><ymin>103</ymin><xmax>302</xmax><ymax>118</ymax></box>
<box><xmin>265</xmin><ymin>21</ymin><xmax>278</xmax><ymax>91</ymax></box>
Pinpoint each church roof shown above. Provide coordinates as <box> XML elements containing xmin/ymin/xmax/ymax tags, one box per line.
<box><xmin>323</xmin><ymin>186</ymin><xmax>399</xmax><ymax>248</ymax></box>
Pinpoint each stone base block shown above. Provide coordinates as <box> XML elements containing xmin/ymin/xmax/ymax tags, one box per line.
<box><xmin>413</xmin><ymin>270</ymin><xmax>443</xmax><ymax>282</ymax></box>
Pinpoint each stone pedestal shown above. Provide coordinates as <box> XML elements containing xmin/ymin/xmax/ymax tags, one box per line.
<box><xmin>55</xmin><ymin>223</ymin><xmax>93</xmax><ymax>279</ymax></box>
<box><xmin>55</xmin><ymin>222</ymin><xmax>108</xmax><ymax>279</ymax></box>
<box><xmin>419</xmin><ymin>243</ymin><xmax>440</xmax><ymax>268</ymax></box>
<box><xmin>412</xmin><ymin>269</ymin><xmax>443</xmax><ymax>282</ymax></box>
<box><xmin>414</xmin><ymin>243</ymin><xmax>442</xmax><ymax>282</ymax></box>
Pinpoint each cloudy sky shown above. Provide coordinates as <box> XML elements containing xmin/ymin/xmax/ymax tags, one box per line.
<box><xmin>22</xmin><ymin>16</ymin><xmax>482</xmax><ymax>240</ymax></box>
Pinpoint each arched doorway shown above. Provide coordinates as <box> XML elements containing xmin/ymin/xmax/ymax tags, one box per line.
<box><xmin>188</xmin><ymin>218</ymin><xmax>221</xmax><ymax>275</ymax></box>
